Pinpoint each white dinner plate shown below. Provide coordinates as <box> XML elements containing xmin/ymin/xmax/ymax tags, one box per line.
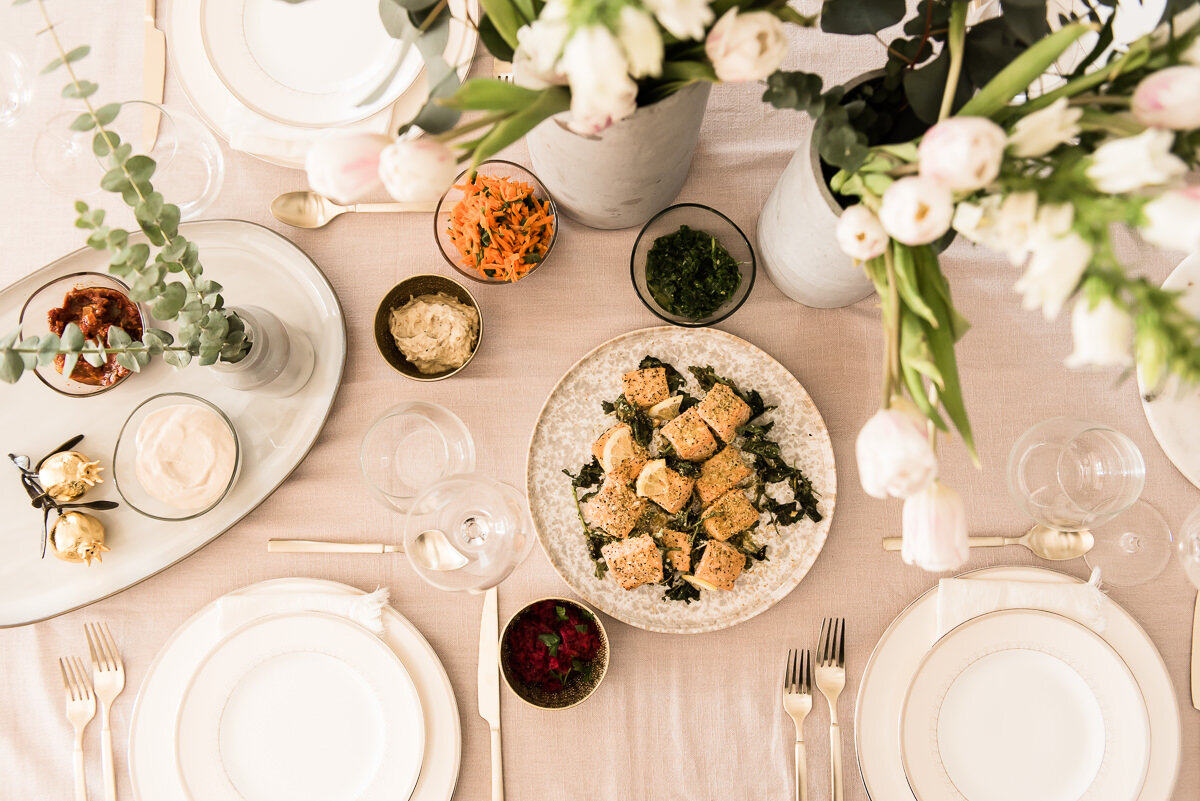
<box><xmin>129</xmin><ymin>578</ymin><xmax>462</xmax><ymax>801</ymax></box>
<box><xmin>200</xmin><ymin>0</ymin><xmax>422</xmax><ymax>128</ymax></box>
<box><xmin>855</xmin><ymin>566</ymin><xmax>1180</xmax><ymax>801</ymax></box>
<box><xmin>1138</xmin><ymin>251</ymin><xmax>1200</xmax><ymax>490</ymax></box>
<box><xmin>176</xmin><ymin>612</ymin><xmax>425</xmax><ymax>801</ymax></box>
<box><xmin>899</xmin><ymin>610</ymin><xmax>1149</xmax><ymax>801</ymax></box>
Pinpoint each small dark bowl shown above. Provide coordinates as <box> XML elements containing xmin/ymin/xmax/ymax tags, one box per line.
<box><xmin>373</xmin><ymin>274</ymin><xmax>482</xmax><ymax>382</ymax></box>
<box><xmin>630</xmin><ymin>203</ymin><xmax>756</xmax><ymax>327</ymax></box>
<box><xmin>499</xmin><ymin>597</ymin><xmax>609</xmax><ymax>710</ymax></box>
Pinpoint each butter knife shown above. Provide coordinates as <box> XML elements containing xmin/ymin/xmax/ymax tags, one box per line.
<box><xmin>479</xmin><ymin>587</ymin><xmax>504</xmax><ymax>801</ymax></box>
<box><xmin>1192</xmin><ymin>592</ymin><xmax>1199</xmax><ymax>711</ymax></box>
<box><xmin>142</xmin><ymin>0</ymin><xmax>166</xmax><ymax>150</ymax></box>
<box><xmin>267</xmin><ymin>539</ymin><xmax>403</xmax><ymax>554</ymax></box>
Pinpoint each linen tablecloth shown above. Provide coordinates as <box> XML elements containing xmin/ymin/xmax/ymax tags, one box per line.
<box><xmin>1</xmin><ymin>4</ymin><xmax>1197</xmax><ymax>800</ymax></box>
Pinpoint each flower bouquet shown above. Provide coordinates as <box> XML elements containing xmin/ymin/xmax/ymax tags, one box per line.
<box><xmin>768</xmin><ymin>1</ymin><xmax>1200</xmax><ymax>571</ymax></box>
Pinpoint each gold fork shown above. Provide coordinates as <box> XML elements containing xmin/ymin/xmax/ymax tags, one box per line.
<box><xmin>816</xmin><ymin>618</ymin><xmax>847</xmax><ymax>801</ymax></box>
<box><xmin>60</xmin><ymin>656</ymin><xmax>96</xmax><ymax>801</ymax></box>
<box><xmin>85</xmin><ymin>622</ymin><xmax>125</xmax><ymax>801</ymax></box>
<box><xmin>782</xmin><ymin>649</ymin><xmax>813</xmax><ymax>801</ymax></box>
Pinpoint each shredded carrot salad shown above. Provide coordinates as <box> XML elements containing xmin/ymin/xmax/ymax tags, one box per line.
<box><xmin>445</xmin><ymin>173</ymin><xmax>555</xmax><ymax>282</ymax></box>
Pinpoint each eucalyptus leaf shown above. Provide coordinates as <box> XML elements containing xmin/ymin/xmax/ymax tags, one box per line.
<box><xmin>37</xmin><ymin>333</ymin><xmax>61</xmax><ymax>365</ymax></box>
<box><xmin>61</xmin><ymin>351</ymin><xmax>80</xmax><ymax>382</ymax></box>
<box><xmin>114</xmin><ymin>352</ymin><xmax>139</xmax><ymax>373</ymax></box>
<box><xmin>60</xmin><ymin>323</ymin><xmax>84</xmax><ymax>351</ymax></box>
<box><xmin>163</xmin><ymin>350</ymin><xmax>192</xmax><ymax>369</ymax></box>
<box><xmin>17</xmin><ymin>337</ymin><xmax>38</xmax><ymax>370</ymax></box>
<box><xmin>62</xmin><ymin>79</ymin><xmax>98</xmax><ymax>99</ymax></box>
<box><xmin>125</xmin><ymin>155</ymin><xmax>156</xmax><ymax>184</ymax></box>
<box><xmin>82</xmin><ymin>345</ymin><xmax>105</xmax><ymax>368</ymax></box>
<box><xmin>41</xmin><ymin>45</ymin><xmax>89</xmax><ymax>74</ymax></box>
<box><xmin>68</xmin><ymin>113</ymin><xmax>95</xmax><ymax>132</ymax></box>
<box><xmin>93</xmin><ymin>103</ymin><xmax>120</xmax><ymax>125</ymax></box>
<box><xmin>820</xmin><ymin>0</ymin><xmax>904</xmax><ymax>34</ymax></box>
<box><xmin>0</xmin><ymin>350</ymin><xmax>22</xmax><ymax>384</ymax></box>
<box><xmin>106</xmin><ymin>326</ymin><xmax>132</xmax><ymax>349</ymax></box>
<box><xmin>151</xmin><ymin>281</ymin><xmax>187</xmax><ymax>320</ymax></box>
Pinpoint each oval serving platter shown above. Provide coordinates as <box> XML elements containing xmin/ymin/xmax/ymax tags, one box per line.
<box><xmin>0</xmin><ymin>220</ymin><xmax>346</xmax><ymax>626</ymax></box>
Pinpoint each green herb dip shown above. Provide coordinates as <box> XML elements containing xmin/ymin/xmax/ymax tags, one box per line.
<box><xmin>644</xmin><ymin>225</ymin><xmax>741</xmax><ymax>319</ymax></box>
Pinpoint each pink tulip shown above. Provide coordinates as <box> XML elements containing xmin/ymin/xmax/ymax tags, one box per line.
<box><xmin>1132</xmin><ymin>66</ymin><xmax>1200</xmax><ymax>130</ymax></box>
<box><xmin>901</xmin><ymin>481</ymin><xmax>969</xmax><ymax>572</ymax></box>
<box><xmin>856</xmin><ymin>401</ymin><xmax>938</xmax><ymax>499</ymax></box>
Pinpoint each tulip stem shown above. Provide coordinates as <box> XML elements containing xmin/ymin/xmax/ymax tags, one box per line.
<box><xmin>938</xmin><ymin>2</ymin><xmax>967</xmax><ymax>122</ymax></box>
<box><xmin>883</xmin><ymin>244</ymin><xmax>903</xmax><ymax>406</ymax></box>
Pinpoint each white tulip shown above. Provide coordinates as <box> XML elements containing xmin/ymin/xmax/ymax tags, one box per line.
<box><xmin>618</xmin><ymin>6</ymin><xmax>664</xmax><ymax>78</ymax></box>
<box><xmin>1065</xmin><ymin>297</ymin><xmax>1134</xmax><ymax>369</ymax></box>
<box><xmin>1140</xmin><ymin>186</ymin><xmax>1200</xmax><ymax>253</ymax></box>
<box><xmin>515</xmin><ymin>0</ymin><xmax>570</xmax><ymax>77</ymax></box>
<box><xmin>644</xmin><ymin>0</ymin><xmax>714</xmax><ymax>41</ymax></box>
<box><xmin>918</xmin><ymin>116</ymin><xmax>1007</xmax><ymax>192</ymax></box>
<box><xmin>1086</xmin><ymin>128</ymin><xmax>1188</xmax><ymax>194</ymax></box>
<box><xmin>835</xmin><ymin>205</ymin><xmax>889</xmax><ymax>261</ymax></box>
<box><xmin>561</xmin><ymin>26</ymin><xmax>639</xmax><ymax>135</ymax></box>
<box><xmin>704</xmin><ymin>9</ymin><xmax>788</xmax><ymax>83</ymax></box>
<box><xmin>878</xmin><ymin>176</ymin><xmax>955</xmax><ymax>246</ymax></box>
<box><xmin>1007</xmin><ymin>97</ymin><xmax>1083</xmax><ymax>157</ymax></box>
<box><xmin>856</xmin><ymin>401</ymin><xmax>938</xmax><ymax>500</ymax></box>
<box><xmin>377</xmin><ymin>139</ymin><xmax>459</xmax><ymax>203</ymax></box>
<box><xmin>1014</xmin><ymin>232</ymin><xmax>1092</xmax><ymax>320</ymax></box>
<box><xmin>304</xmin><ymin>133</ymin><xmax>390</xmax><ymax>204</ymax></box>
<box><xmin>901</xmin><ymin>481</ymin><xmax>969</xmax><ymax>573</ymax></box>
<box><xmin>1132</xmin><ymin>66</ymin><xmax>1200</xmax><ymax>130</ymax></box>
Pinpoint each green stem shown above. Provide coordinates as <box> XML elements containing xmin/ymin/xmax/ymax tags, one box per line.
<box><xmin>432</xmin><ymin>110</ymin><xmax>509</xmax><ymax>143</ymax></box>
<box><xmin>883</xmin><ymin>244</ymin><xmax>902</xmax><ymax>405</ymax></box>
<box><xmin>938</xmin><ymin>1</ymin><xmax>967</xmax><ymax>121</ymax></box>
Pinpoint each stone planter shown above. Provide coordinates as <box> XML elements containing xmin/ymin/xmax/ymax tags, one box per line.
<box><xmin>210</xmin><ymin>305</ymin><xmax>315</xmax><ymax>398</ymax></box>
<box><xmin>527</xmin><ymin>82</ymin><xmax>711</xmax><ymax>230</ymax></box>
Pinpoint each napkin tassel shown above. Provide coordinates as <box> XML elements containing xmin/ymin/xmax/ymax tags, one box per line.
<box><xmin>351</xmin><ymin>587</ymin><xmax>390</xmax><ymax>635</ymax></box>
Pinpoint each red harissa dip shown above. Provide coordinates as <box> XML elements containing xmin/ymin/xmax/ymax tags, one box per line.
<box><xmin>47</xmin><ymin>286</ymin><xmax>143</xmax><ymax>386</ymax></box>
<box><xmin>506</xmin><ymin>601</ymin><xmax>600</xmax><ymax>692</ymax></box>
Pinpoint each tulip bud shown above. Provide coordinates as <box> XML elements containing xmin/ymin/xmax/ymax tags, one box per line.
<box><xmin>1132</xmin><ymin>66</ymin><xmax>1200</xmax><ymax>130</ymax></box>
<box><xmin>1007</xmin><ymin>97</ymin><xmax>1082</xmax><ymax>158</ymax></box>
<box><xmin>901</xmin><ymin>481</ymin><xmax>968</xmax><ymax>573</ymax></box>
<box><xmin>878</xmin><ymin>177</ymin><xmax>954</xmax><ymax>246</ymax></box>
<box><xmin>1065</xmin><ymin>297</ymin><xmax>1134</xmax><ymax>369</ymax></box>
<box><xmin>918</xmin><ymin>117</ymin><xmax>1006</xmax><ymax>192</ymax></box>
<box><xmin>1086</xmin><ymin>128</ymin><xmax>1188</xmax><ymax>194</ymax></box>
<box><xmin>835</xmin><ymin>205</ymin><xmax>889</xmax><ymax>261</ymax></box>
<box><xmin>856</xmin><ymin>400</ymin><xmax>938</xmax><ymax>500</ymax></box>
<box><xmin>377</xmin><ymin>139</ymin><xmax>459</xmax><ymax>203</ymax></box>
<box><xmin>1139</xmin><ymin>186</ymin><xmax>1200</xmax><ymax>253</ymax></box>
<box><xmin>305</xmin><ymin>133</ymin><xmax>390</xmax><ymax>204</ymax></box>
<box><xmin>704</xmin><ymin>9</ymin><xmax>788</xmax><ymax>83</ymax></box>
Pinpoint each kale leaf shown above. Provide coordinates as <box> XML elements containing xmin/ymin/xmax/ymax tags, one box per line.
<box><xmin>600</xmin><ymin>394</ymin><xmax>654</xmax><ymax>447</ymax></box>
<box><xmin>688</xmin><ymin>365</ymin><xmax>772</xmax><ymax>421</ymax></box>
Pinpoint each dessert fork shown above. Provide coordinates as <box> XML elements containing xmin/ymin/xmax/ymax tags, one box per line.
<box><xmin>85</xmin><ymin>622</ymin><xmax>125</xmax><ymax>801</ymax></box>
<box><xmin>59</xmin><ymin>656</ymin><xmax>95</xmax><ymax>801</ymax></box>
<box><xmin>782</xmin><ymin>649</ymin><xmax>813</xmax><ymax>801</ymax></box>
<box><xmin>816</xmin><ymin>617</ymin><xmax>846</xmax><ymax>801</ymax></box>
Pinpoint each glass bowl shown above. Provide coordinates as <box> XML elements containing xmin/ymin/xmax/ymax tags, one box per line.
<box><xmin>17</xmin><ymin>271</ymin><xmax>146</xmax><ymax>398</ymax></box>
<box><xmin>434</xmin><ymin>160</ymin><xmax>558</xmax><ymax>285</ymax></box>
<box><xmin>373</xmin><ymin>274</ymin><xmax>483</xmax><ymax>381</ymax></box>
<box><xmin>630</xmin><ymin>203</ymin><xmax>756</xmax><ymax>327</ymax></box>
<box><xmin>113</xmin><ymin>393</ymin><xmax>241</xmax><ymax>521</ymax></box>
<box><xmin>359</xmin><ymin>401</ymin><xmax>476</xmax><ymax>512</ymax></box>
<box><xmin>499</xmin><ymin>597</ymin><xmax>609</xmax><ymax>710</ymax></box>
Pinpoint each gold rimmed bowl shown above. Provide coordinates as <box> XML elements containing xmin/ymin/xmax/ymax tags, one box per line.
<box><xmin>373</xmin><ymin>274</ymin><xmax>483</xmax><ymax>382</ymax></box>
<box><xmin>499</xmin><ymin>597</ymin><xmax>609</xmax><ymax>710</ymax></box>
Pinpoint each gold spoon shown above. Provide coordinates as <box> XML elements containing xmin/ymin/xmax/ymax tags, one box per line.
<box><xmin>882</xmin><ymin>525</ymin><xmax>1095</xmax><ymax>561</ymax></box>
<box><xmin>270</xmin><ymin>190</ymin><xmax>437</xmax><ymax>229</ymax></box>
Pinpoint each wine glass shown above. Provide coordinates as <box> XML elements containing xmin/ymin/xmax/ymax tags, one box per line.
<box><xmin>1007</xmin><ymin>417</ymin><xmax>1170</xmax><ymax>586</ymax></box>
<box><xmin>0</xmin><ymin>41</ymin><xmax>31</xmax><ymax>128</ymax></box>
<box><xmin>403</xmin><ymin>474</ymin><xmax>535</xmax><ymax>593</ymax></box>
<box><xmin>1173</xmin><ymin>506</ymin><xmax>1200</xmax><ymax>589</ymax></box>
<box><xmin>359</xmin><ymin>401</ymin><xmax>475</xmax><ymax>512</ymax></box>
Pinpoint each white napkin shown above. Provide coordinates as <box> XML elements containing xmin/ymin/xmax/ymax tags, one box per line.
<box><xmin>216</xmin><ymin>586</ymin><xmax>390</xmax><ymax>635</ymax></box>
<box><xmin>223</xmin><ymin>102</ymin><xmax>393</xmax><ymax>162</ymax></box>
<box><xmin>936</xmin><ymin>568</ymin><xmax>1106</xmax><ymax>637</ymax></box>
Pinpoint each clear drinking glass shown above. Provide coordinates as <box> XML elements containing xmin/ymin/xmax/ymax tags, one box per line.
<box><xmin>0</xmin><ymin>42</ymin><xmax>31</xmax><ymax>128</ymax></box>
<box><xmin>34</xmin><ymin>101</ymin><xmax>224</xmax><ymax>218</ymax></box>
<box><xmin>1174</xmin><ymin>506</ymin><xmax>1200</xmax><ymax>589</ymax></box>
<box><xmin>359</xmin><ymin>401</ymin><xmax>475</xmax><ymax>512</ymax></box>
<box><xmin>403</xmin><ymin>474</ymin><xmax>535</xmax><ymax>593</ymax></box>
<box><xmin>1007</xmin><ymin>417</ymin><xmax>1170</xmax><ymax>586</ymax></box>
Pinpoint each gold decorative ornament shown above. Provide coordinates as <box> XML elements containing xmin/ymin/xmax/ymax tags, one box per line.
<box><xmin>49</xmin><ymin>511</ymin><xmax>109</xmax><ymax>565</ymax></box>
<box><xmin>37</xmin><ymin>451</ymin><xmax>103</xmax><ymax>502</ymax></box>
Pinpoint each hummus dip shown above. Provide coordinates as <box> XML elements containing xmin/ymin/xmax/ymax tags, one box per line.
<box><xmin>389</xmin><ymin>292</ymin><xmax>480</xmax><ymax>374</ymax></box>
<box><xmin>135</xmin><ymin>404</ymin><xmax>237</xmax><ymax>511</ymax></box>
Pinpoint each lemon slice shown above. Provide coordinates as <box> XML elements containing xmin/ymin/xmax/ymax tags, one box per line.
<box><xmin>648</xmin><ymin>395</ymin><xmax>683</xmax><ymax>422</ymax></box>
<box><xmin>600</xmin><ymin>426</ymin><xmax>638</xmax><ymax>473</ymax></box>
<box><xmin>635</xmin><ymin>459</ymin><xmax>670</xmax><ymax>498</ymax></box>
<box><xmin>683</xmin><ymin>574</ymin><xmax>721</xmax><ymax>591</ymax></box>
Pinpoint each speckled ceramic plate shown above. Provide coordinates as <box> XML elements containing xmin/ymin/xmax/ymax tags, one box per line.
<box><xmin>526</xmin><ymin>327</ymin><xmax>836</xmax><ymax>634</ymax></box>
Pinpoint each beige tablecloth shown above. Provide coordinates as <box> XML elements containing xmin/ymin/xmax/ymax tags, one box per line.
<box><xmin>1</xmin><ymin>4</ymin><xmax>1197</xmax><ymax>800</ymax></box>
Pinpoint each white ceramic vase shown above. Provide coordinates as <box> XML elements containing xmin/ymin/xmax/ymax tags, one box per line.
<box><xmin>526</xmin><ymin>82</ymin><xmax>712</xmax><ymax>230</ymax></box>
<box><xmin>210</xmin><ymin>305</ymin><xmax>315</xmax><ymax>398</ymax></box>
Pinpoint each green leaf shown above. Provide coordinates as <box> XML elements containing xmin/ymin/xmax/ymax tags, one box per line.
<box><xmin>100</xmin><ymin>166</ymin><xmax>131</xmax><ymax>193</ymax></box>
<box><xmin>1000</xmin><ymin>0</ymin><xmax>1051</xmax><ymax>44</ymax></box>
<box><xmin>443</xmin><ymin>79</ymin><xmax>544</xmax><ymax>112</ymax></box>
<box><xmin>151</xmin><ymin>281</ymin><xmax>187</xmax><ymax>320</ymax></box>
<box><xmin>476</xmin><ymin>14</ymin><xmax>515</xmax><ymax>62</ymax></box>
<box><xmin>114</xmin><ymin>352</ymin><xmax>140</xmax><ymax>373</ymax></box>
<box><xmin>470</xmin><ymin>86</ymin><xmax>571</xmax><ymax>166</ymax></box>
<box><xmin>68</xmin><ymin>112</ymin><xmax>95</xmax><ymax>132</ymax></box>
<box><xmin>93</xmin><ymin>103</ymin><xmax>120</xmax><ymax>126</ymax></box>
<box><xmin>82</xmin><ymin>344</ymin><xmax>106</xmax><ymax>368</ymax></box>
<box><xmin>60</xmin><ymin>322</ymin><xmax>84</xmax><ymax>351</ymax></box>
<box><xmin>958</xmin><ymin>22</ymin><xmax>1094</xmax><ymax>118</ymax></box>
<box><xmin>893</xmin><ymin>244</ymin><xmax>938</xmax><ymax>328</ymax></box>
<box><xmin>92</xmin><ymin>130</ymin><xmax>117</xmax><ymax>157</ymax></box>
<box><xmin>125</xmin><ymin>155</ymin><xmax>155</xmax><ymax>183</ymax></box>
<box><xmin>142</xmin><ymin>328</ymin><xmax>174</xmax><ymax>355</ymax></box>
<box><xmin>163</xmin><ymin>350</ymin><xmax>192</xmax><ymax>369</ymax></box>
<box><xmin>762</xmin><ymin>71</ymin><xmax>829</xmax><ymax>116</ymax></box>
<box><xmin>36</xmin><ymin>333</ymin><xmax>61</xmax><ymax>365</ymax></box>
<box><xmin>16</xmin><ymin>337</ymin><xmax>38</xmax><ymax>369</ymax></box>
<box><xmin>42</xmin><ymin>45</ymin><xmax>89</xmax><ymax>74</ymax></box>
<box><xmin>62</xmin><ymin>80</ymin><xmax>98</xmax><ymax>99</ymax></box>
<box><xmin>107</xmin><ymin>326</ymin><xmax>132</xmax><ymax>349</ymax></box>
<box><xmin>820</xmin><ymin>0</ymin><xmax>904</xmax><ymax>34</ymax></box>
<box><xmin>61</xmin><ymin>352</ymin><xmax>80</xmax><ymax>381</ymax></box>
<box><xmin>555</xmin><ymin>605</ymin><xmax>567</xmax><ymax>620</ymax></box>
<box><xmin>159</xmin><ymin>204</ymin><xmax>181</xmax><ymax>238</ymax></box>
<box><xmin>0</xmin><ymin>349</ymin><xmax>23</xmax><ymax>384</ymax></box>
<box><xmin>479</xmin><ymin>0</ymin><xmax>522</xmax><ymax>51</ymax></box>
<box><xmin>658</xmin><ymin>60</ymin><xmax>718</xmax><ymax>84</ymax></box>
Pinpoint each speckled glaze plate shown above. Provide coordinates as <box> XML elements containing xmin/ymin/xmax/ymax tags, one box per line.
<box><xmin>526</xmin><ymin>327</ymin><xmax>836</xmax><ymax>634</ymax></box>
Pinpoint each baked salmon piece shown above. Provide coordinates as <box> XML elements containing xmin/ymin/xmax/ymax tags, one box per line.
<box><xmin>701</xmin><ymin>489</ymin><xmax>760</xmax><ymax>541</ymax></box>
<box><xmin>621</xmin><ymin>367</ymin><xmax>670</xmax><ymax>408</ymax></box>
<box><xmin>692</xmin><ymin>539</ymin><xmax>744</xmax><ymax>590</ymax></box>
<box><xmin>660</xmin><ymin>407</ymin><xmax>718</xmax><ymax>462</ymax></box>
<box><xmin>660</xmin><ymin>528</ymin><xmax>692</xmax><ymax>573</ymax></box>
<box><xmin>584</xmin><ymin>480</ymin><xmax>647</xmax><ymax>539</ymax></box>
<box><xmin>591</xmin><ymin>423</ymin><xmax>649</xmax><ymax>484</ymax></box>
<box><xmin>696</xmin><ymin>447</ymin><xmax>754</xmax><ymax>505</ymax></box>
<box><xmin>601</xmin><ymin>534</ymin><xmax>664</xmax><ymax>590</ymax></box>
<box><xmin>696</xmin><ymin>382</ymin><xmax>753</xmax><ymax>442</ymax></box>
<box><xmin>634</xmin><ymin>459</ymin><xmax>695</xmax><ymax>514</ymax></box>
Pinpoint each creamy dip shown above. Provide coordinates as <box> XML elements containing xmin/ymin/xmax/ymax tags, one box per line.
<box><xmin>389</xmin><ymin>292</ymin><xmax>480</xmax><ymax>374</ymax></box>
<box><xmin>135</xmin><ymin>404</ymin><xmax>237</xmax><ymax>511</ymax></box>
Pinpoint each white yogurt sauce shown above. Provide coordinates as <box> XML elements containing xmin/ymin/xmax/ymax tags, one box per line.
<box><xmin>135</xmin><ymin>404</ymin><xmax>237</xmax><ymax>511</ymax></box>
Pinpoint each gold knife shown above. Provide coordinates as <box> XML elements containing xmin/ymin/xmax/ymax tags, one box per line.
<box><xmin>1192</xmin><ymin>591</ymin><xmax>1199</xmax><ymax>711</ymax></box>
<box><xmin>142</xmin><ymin>0</ymin><xmax>166</xmax><ymax>150</ymax></box>
<box><xmin>479</xmin><ymin>587</ymin><xmax>504</xmax><ymax>801</ymax></box>
<box><xmin>266</xmin><ymin>538</ymin><xmax>403</xmax><ymax>553</ymax></box>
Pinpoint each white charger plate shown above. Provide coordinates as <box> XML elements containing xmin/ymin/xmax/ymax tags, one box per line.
<box><xmin>0</xmin><ymin>220</ymin><xmax>346</xmax><ymax>627</ymax></box>
<box><xmin>176</xmin><ymin>612</ymin><xmax>425</xmax><ymax>801</ymax></box>
<box><xmin>129</xmin><ymin>578</ymin><xmax>462</xmax><ymax>801</ymax></box>
<box><xmin>899</xmin><ymin>610</ymin><xmax>1149</xmax><ymax>801</ymax></box>
<box><xmin>1138</xmin><ymin>252</ymin><xmax>1200</xmax><ymax>490</ymax></box>
<box><xmin>200</xmin><ymin>0</ymin><xmax>422</xmax><ymax>128</ymax></box>
<box><xmin>855</xmin><ymin>566</ymin><xmax>1180</xmax><ymax>801</ymax></box>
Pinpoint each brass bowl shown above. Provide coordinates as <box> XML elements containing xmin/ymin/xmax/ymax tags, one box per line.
<box><xmin>499</xmin><ymin>597</ymin><xmax>610</xmax><ymax>710</ymax></box>
<box><xmin>373</xmin><ymin>274</ymin><xmax>483</xmax><ymax>382</ymax></box>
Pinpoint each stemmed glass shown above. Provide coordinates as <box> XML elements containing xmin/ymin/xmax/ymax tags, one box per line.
<box><xmin>1007</xmin><ymin>417</ymin><xmax>1171</xmax><ymax>586</ymax></box>
<box><xmin>1173</xmin><ymin>506</ymin><xmax>1200</xmax><ymax>589</ymax></box>
<box><xmin>0</xmin><ymin>41</ymin><xmax>31</xmax><ymax>128</ymax></box>
<box><xmin>359</xmin><ymin>401</ymin><xmax>475</xmax><ymax>512</ymax></box>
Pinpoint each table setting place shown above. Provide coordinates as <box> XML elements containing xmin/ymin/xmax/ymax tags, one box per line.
<box><xmin>3</xmin><ymin>0</ymin><xmax>1200</xmax><ymax>799</ymax></box>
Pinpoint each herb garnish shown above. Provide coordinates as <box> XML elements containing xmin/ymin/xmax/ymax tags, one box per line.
<box><xmin>644</xmin><ymin>225</ymin><xmax>742</xmax><ymax>319</ymax></box>
<box><xmin>739</xmin><ymin>421</ymin><xmax>823</xmax><ymax>525</ymax></box>
<box><xmin>688</xmin><ymin>365</ymin><xmax>771</xmax><ymax>420</ymax></box>
<box><xmin>600</xmin><ymin>394</ymin><xmax>654</xmax><ymax>447</ymax></box>
<box><xmin>659</xmin><ymin>440</ymin><xmax>701</xmax><ymax>478</ymax></box>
